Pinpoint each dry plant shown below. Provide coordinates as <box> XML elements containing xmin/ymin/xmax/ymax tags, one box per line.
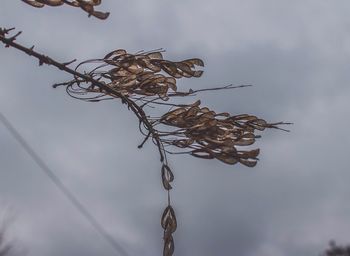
<box><xmin>21</xmin><ymin>0</ymin><xmax>109</xmax><ymax>19</ymax></box>
<box><xmin>1</xmin><ymin>3</ymin><xmax>289</xmax><ymax>255</ymax></box>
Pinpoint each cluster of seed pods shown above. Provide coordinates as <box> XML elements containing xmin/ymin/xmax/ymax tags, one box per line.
<box><xmin>21</xmin><ymin>0</ymin><xmax>109</xmax><ymax>19</ymax></box>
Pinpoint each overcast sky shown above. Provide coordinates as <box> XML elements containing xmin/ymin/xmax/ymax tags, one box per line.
<box><xmin>1</xmin><ymin>1</ymin><xmax>350</xmax><ymax>256</ymax></box>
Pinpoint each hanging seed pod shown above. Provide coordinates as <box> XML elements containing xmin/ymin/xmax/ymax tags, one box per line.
<box><xmin>161</xmin><ymin>164</ymin><xmax>174</xmax><ymax>190</ymax></box>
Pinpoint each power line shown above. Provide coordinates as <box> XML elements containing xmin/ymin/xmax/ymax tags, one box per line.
<box><xmin>0</xmin><ymin>111</ymin><xmax>129</xmax><ymax>256</ymax></box>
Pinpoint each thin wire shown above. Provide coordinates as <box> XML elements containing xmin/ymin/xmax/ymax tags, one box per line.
<box><xmin>0</xmin><ymin>111</ymin><xmax>129</xmax><ymax>256</ymax></box>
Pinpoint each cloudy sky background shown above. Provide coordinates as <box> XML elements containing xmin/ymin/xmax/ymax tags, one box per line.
<box><xmin>1</xmin><ymin>1</ymin><xmax>350</xmax><ymax>255</ymax></box>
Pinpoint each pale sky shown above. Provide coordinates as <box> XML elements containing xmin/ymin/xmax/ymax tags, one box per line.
<box><xmin>1</xmin><ymin>1</ymin><xmax>350</xmax><ymax>256</ymax></box>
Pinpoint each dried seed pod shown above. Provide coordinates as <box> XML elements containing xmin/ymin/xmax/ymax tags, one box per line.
<box><xmin>161</xmin><ymin>206</ymin><xmax>177</xmax><ymax>233</ymax></box>
<box><xmin>45</xmin><ymin>46</ymin><xmax>287</xmax><ymax>168</ymax></box>
<box><xmin>21</xmin><ymin>0</ymin><xmax>109</xmax><ymax>19</ymax></box>
<box><xmin>161</xmin><ymin>164</ymin><xmax>174</xmax><ymax>190</ymax></box>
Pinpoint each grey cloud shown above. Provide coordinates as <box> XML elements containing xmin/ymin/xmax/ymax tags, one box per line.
<box><xmin>2</xmin><ymin>1</ymin><xmax>350</xmax><ymax>256</ymax></box>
